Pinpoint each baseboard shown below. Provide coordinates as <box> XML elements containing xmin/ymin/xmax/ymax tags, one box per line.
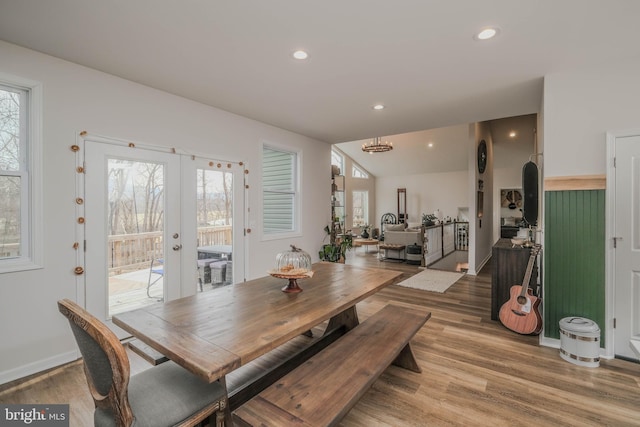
<box><xmin>468</xmin><ymin>252</ymin><xmax>491</xmax><ymax>276</ymax></box>
<box><xmin>0</xmin><ymin>350</ymin><xmax>78</xmax><ymax>386</ymax></box>
<box><xmin>539</xmin><ymin>335</ymin><xmax>559</xmax><ymax>349</ymax></box>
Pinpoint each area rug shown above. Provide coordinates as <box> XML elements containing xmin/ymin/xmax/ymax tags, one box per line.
<box><xmin>395</xmin><ymin>268</ymin><xmax>465</xmax><ymax>293</ymax></box>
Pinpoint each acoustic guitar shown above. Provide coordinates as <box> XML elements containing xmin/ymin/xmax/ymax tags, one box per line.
<box><xmin>499</xmin><ymin>244</ymin><xmax>542</xmax><ymax>335</ymax></box>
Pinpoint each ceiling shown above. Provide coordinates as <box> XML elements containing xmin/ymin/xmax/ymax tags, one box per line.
<box><xmin>1</xmin><ymin>1</ymin><xmax>639</xmax><ymax>163</ymax></box>
<box><xmin>336</xmin><ymin>113</ymin><xmax>537</xmax><ymax>177</ymax></box>
<box><xmin>337</xmin><ymin>123</ymin><xmax>472</xmax><ymax>176</ymax></box>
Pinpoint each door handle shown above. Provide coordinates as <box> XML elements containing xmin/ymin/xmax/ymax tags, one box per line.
<box><xmin>173</xmin><ymin>244</ymin><xmax>183</xmax><ymax>251</ymax></box>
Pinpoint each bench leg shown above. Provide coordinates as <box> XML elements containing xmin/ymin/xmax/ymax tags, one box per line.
<box><xmin>392</xmin><ymin>342</ymin><xmax>421</xmax><ymax>373</ymax></box>
<box><xmin>325</xmin><ymin>305</ymin><xmax>359</xmax><ymax>334</ymax></box>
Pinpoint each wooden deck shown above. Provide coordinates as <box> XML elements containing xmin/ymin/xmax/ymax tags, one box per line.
<box><xmin>108</xmin><ymin>269</ymin><xmax>164</xmax><ymax>316</ymax></box>
<box><xmin>108</xmin><ymin>268</ymin><xmax>223</xmax><ymax>316</ymax></box>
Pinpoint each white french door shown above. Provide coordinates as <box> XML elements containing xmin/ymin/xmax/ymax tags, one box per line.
<box><xmin>610</xmin><ymin>133</ymin><xmax>640</xmax><ymax>359</ymax></box>
<box><xmin>82</xmin><ymin>137</ymin><xmax>246</xmax><ymax>337</ymax></box>
<box><xmin>84</xmin><ymin>140</ymin><xmax>182</xmax><ymax>336</ymax></box>
<box><xmin>180</xmin><ymin>156</ymin><xmax>246</xmax><ymax>291</ymax></box>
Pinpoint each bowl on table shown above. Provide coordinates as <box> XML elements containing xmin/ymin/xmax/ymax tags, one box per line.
<box><xmin>510</xmin><ymin>237</ymin><xmax>527</xmax><ymax>247</ymax></box>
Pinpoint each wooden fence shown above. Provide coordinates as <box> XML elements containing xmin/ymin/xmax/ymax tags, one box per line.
<box><xmin>108</xmin><ymin>226</ymin><xmax>232</xmax><ymax>275</ymax></box>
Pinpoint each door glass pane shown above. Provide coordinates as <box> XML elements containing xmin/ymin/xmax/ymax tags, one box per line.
<box><xmin>196</xmin><ymin>168</ymin><xmax>233</xmax><ymax>290</ymax></box>
<box><xmin>0</xmin><ymin>176</ymin><xmax>21</xmax><ymax>258</ymax></box>
<box><xmin>107</xmin><ymin>159</ymin><xmax>165</xmax><ymax>316</ymax></box>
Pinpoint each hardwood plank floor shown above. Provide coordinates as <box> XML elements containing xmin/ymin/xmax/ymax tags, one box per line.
<box><xmin>2</xmin><ymin>253</ymin><xmax>639</xmax><ymax>426</ymax></box>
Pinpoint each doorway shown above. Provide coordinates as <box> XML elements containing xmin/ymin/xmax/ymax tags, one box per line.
<box><xmin>607</xmin><ymin>131</ymin><xmax>640</xmax><ymax>360</ymax></box>
<box><xmin>82</xmin><ymin>136</ymin><xmax>245</xmax><ymax>336</ymax></box>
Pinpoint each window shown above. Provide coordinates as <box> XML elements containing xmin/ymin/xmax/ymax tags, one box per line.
<box><xmin>352</xmin><ymin>191</ymin><xmax>368</xmax><ymax>227</ymax></box>
<box><xmin>0</xmin><ymin>75</ymin><xmax>42</xmax><ymax>272</ymax></box>
<box><xmin>331</xmin><ymin>149</ymin><xmax>344</xmax><ymax>176</ymax></box>
<box><xmin>263</xmin><ymin>145</ymin><xmax>298</xmax><ymax>235</ymax></box>
<box><xmin>352</xmin><ymin>164</ymin><xmax>368</xmax><ymax>179</ymax></box>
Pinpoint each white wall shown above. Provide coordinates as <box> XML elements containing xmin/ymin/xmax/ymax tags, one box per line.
<box><xmin>542</xmin><ymin>57</ymin><xmax>640</xmax><ymax>353</ymax></box>
<box><xmin>470</xmin><ymin>122</ymin><xmax>493</xmax><ymax>275</ymax></box>
<box><xmin>544</xmin><ymin>56</ymin><xmax>640</xmax><ymax>177</ymax></box>
<box><xmin>491</xmin><ymin>115</ymin><xmax>536</xmax><ymax>242</ymax></box>
<box><xmin>0</xmin><ymin>41</ymin><xmax>330</xmax><ymax>384</ymax></box>
<box><xmin>375</xmin><ymin>170</ymin><xmax>468</xmax><ymax>228</ymax></box>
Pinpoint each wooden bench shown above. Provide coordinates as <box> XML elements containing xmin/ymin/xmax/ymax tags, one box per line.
<box><xmin>233</xmin><ymin>303</ymin><xmax>431</xmax><ymax>427</ymax></box>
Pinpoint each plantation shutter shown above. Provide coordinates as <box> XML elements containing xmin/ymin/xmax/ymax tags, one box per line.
<box><xmin>263</xmin><ymin>146</ymin><xmax>296</xmax><ymax>233</ymax></box>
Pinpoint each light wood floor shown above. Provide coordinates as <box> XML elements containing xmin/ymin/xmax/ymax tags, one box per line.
<box><xmin>2</xmin><ymin>253</ymin><xmax>640</xmax><ymax>426</ymax></box>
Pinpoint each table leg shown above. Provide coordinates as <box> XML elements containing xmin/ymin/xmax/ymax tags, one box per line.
<box><xmin>325</xmin><ymin>305</ymin><xmax>359</xmax><ymax>333</ymax></box>
<box><xmin>228</xmin><ymin>327</ymin><xmax>345</xmax><ymax>411</ymax></box>
<box><xmin>219</xmin><ymin>376</ymin><xmax>233</xmax><ymax>427</ymax></box>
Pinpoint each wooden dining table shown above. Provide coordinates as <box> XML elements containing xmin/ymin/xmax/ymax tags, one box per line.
<box><xmin>112</xmin><ymin>261</ymin><xmax>401</xmax><ymax>410</ymax></box>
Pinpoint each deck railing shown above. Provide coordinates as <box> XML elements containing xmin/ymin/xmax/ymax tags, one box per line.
<box><xmin>108</xmin><ymin>226</ymin><xmax>232</xmax><ymax>275</ymax></box>
<box><xmin>455</xmin><ymin>221</ymin><xmax>469</xmax><ymax>251</ymax></box>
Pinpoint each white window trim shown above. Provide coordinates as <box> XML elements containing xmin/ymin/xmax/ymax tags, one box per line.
<box><xmin>352</xmin><ymin>163</ymin><xmax>369</xmax><ymax>179</ymax></box>
<box><xmin>0</xmin><ymin>73</ymin><xmax>43</xmax><ymax>273</ymax></box>
<box><xmin>261</xmin><ymin>142</ymin><xmax>302</xmax><ymax>241</ymax></box>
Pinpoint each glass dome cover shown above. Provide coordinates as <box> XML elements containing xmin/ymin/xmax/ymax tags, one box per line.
<box><xmin>275</xmin><ymin>245</ymin><xmax>312</xmax><ymax>275</ymax></box>
<box><xmin>271</xmin><ymin>245</ymin><xmax>313</xmax><ymax>293</ymax></box>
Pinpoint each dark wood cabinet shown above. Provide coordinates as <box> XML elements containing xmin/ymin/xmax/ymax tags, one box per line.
<box><xmin>491</xmin><ymin>239</ymin><xmax>539</xmax><ymax>320</ymax></box>
<box><xmin>500</xmin><ymin>226</ymin><xmax>519</xmax><ymax>238</ymax></box>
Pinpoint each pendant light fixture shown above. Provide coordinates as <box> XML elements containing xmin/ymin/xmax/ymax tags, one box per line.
<box><xmin>361</xmin><ymin>137</ymin><xmax>393</xmax><ymax>154</ymax></box>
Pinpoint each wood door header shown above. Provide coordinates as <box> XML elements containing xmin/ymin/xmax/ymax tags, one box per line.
<box><xmin>544</xmin><ymin>175</ymin><xmax>606</xmax><ymax>191</ymax></box>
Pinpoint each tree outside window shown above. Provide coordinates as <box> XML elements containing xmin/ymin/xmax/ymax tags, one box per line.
<box><xmin>0</xmin><ymin>85</ymin><xmax>25</xmax><ymax>260</ymax></box>
<box><xmin>0</xmin><ymin>76</ymin><xmax>42</xmax><ymax>272</ymax></box>
<box><xmin>197</xmin><ymin>169</ymin><xmax>233</xmax><ymax>227</ymax></box>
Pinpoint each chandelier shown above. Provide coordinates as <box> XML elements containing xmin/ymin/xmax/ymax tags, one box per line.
<box><xmin>361</xmin><ymin>137</ymin><xmax>393</xmax><ymax>153</ymax></box>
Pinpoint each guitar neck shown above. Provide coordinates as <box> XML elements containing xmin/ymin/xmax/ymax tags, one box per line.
<box><xmin>520</xmin><ymin>245</ymin><xmax>541</xmax><ymax>296</ymax></box>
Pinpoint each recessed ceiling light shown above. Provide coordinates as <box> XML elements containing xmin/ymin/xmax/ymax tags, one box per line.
<box><xmin>509</xmin><ymin>131</ymin><xmax>516</xmax><ymax>138</ymax></box>
<box><xmin>372</xmin><ymin>104</ymin><xmax>385</xmax><ymax>110</ymax></box>
<box><xmin>427</xmin><ymin>142</ymin><xmax>434</xmax><ymax>148</ymax></box>
<box><xmin>292</xmin><ymin>50</ymin><xmax>308</xmax><ymax>60</ymax></box>
<box><xmin>474</xmin><ymin>27</ymin><xmax>500</xmax><ymax>41</ymax></box>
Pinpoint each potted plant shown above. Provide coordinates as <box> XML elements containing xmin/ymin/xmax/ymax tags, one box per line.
<box><xmin>338</xmin><ymin>234</ymin><xmax>353</xmax><ymax>261</ymax></box>
<box><xmin>320</xmin><ymin>226</ymin><xmax>353</xmax><ymax>263</ymax></box>
<box><xmin>422</xmin><ymin>213</ymin><xmax>436</xmax><ymax>227</ymax></box>
<box><xmin>319</xmin><ymin>244</ymin><xmax>341</xmax><ymax>262</ymax></box>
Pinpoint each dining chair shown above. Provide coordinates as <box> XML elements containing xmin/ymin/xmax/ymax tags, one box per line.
<box><xmin>57</xmin><ymin>299</ymin><xmax>227</xmax><ymax>427</ymax></box>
